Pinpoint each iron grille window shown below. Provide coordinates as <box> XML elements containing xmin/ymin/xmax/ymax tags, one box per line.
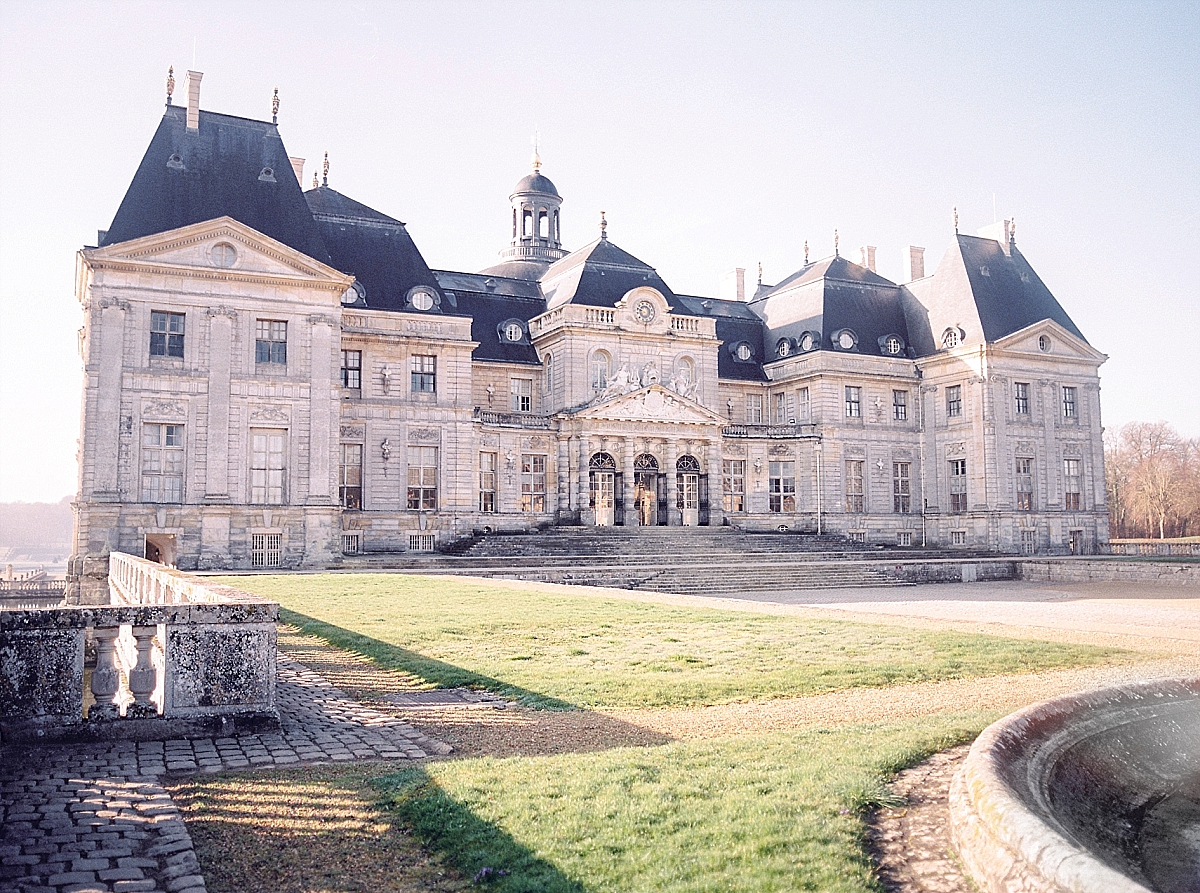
<box><xmin>511</xmin><ymin>378</ymin><xmax>533</xmax><ymax>413</ymax></box>
<box><xmin>1016</xmin><ymin>458</ymin><xmax>1033</xmax><ymax>511</ymax></box>
<box><xmin>845</xmin><ymin>386</ymin><xmax>861</xmax><ymax>418</ymax></box>
<box><xmin>845</xmin><ymin>460</ymin><xmax>865</xmax><ymax>513</ymax></box>
<box><xmin>339</xmin><ymin>443</ymin><xmax>362</xmax><ymax>509</ymax></box>
<box><xmin>150</xmin><ymin>311</ymin><xmax>185</xmax><ymax>358</ymax></box>
<box><xmin>723</xmin><ymin>459</ymin><xmax>745</xmax><ymax>513</ymax></box>
<box><xmin>1064</xmin><ymin>458</ymin><xmax>1082</xmax><ymax>510</ymax></box>
<box><xmin>411</xmin><ymin>354</ymin><xmax>436</xmax><ymax>393</ymax></box>
<box><xmin>521</xmin><ymin>454</ymin><xmax>546</xmax><ymax>512</ymax></box>
<box><xmin>407</xmin><ymin>446</ymin><xmax>438</xmax><ymax>510</ymax></box>
<box><xmin>1062</xmin><ymin>386</ymin><xmax>1077</xmax><ymax>419</ymax></box>
<box><xmin>250</xmin><ymin>533</ymin><xmax>282</xmax><ymax>567</ymax></box>
<box><xmin>949</xmin><ymin>458</ymin><xmax>967</xmax><ymax>512</ymax></box>
<box><xmin>250</xmin><ymin>429</ymin><xmax>286</xmax><ymax>504</ymax></box>
<box><xmin>479</xmin><ymin>452</ymin><xmax>497</xmax><ymax>512</ymax></box>
<box><xmin>1014</xmin><ymin>382</ymin><xmax>1030</xmax><ymax>415</ymax></box>
<box><xmin>946</xmin><ymin>385</ymin><xmax>962</xmax><ymax>418</ymax></box>
<box><xmin>768</xmin><ymin>461</ymin><xmax>795</xmax><ymax>513</ymax></box>
<box><xmin>893</xmin><ymin>462</ymin><xmax>911</xmax><ymax>513</ymax></box>
<box><xmin>141</xmin><ymin>424</ymin><xmax>184</xmax><ymax>503</ymax></box>
<box><xmin>341</xmin><ymin>350</ymin><xmax>362</xmax><ymax>390</ymax></box>
<box><xmin>255</xmin><ymin>320</ymin><xmax>287</xmax><ymax>365</ymax></box>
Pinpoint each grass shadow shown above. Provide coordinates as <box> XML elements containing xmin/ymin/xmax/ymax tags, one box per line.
<box><xmin>281</xmin><ymin>608</ymin><xmax>577</xmax><ymax>710</ymax></box>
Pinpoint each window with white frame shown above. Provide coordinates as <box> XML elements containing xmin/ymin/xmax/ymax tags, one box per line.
<box><xmin>250</xmin><ymin>428</ymin><xmax>287</xmax><ymax>504</ymax></box>
<box><xmin>949</xmin><ymin>458</ymin><xmax>967</xmax><ymax>512</ymax></box>
<box><xmin>1062</xmin><ymin>386</ymin><xmax>1077</xmax><ymax>419</ymax></box>
<box><xmin>946</xmin><ymin>385</ymin><xmax>962</xmax><ymax>419</ymax></box>
<box><xmin>341</xmin><ymin>350</ymin><xmax>362</xmax><ymax>390</ymax></box>
<box><xmin>797</xmin><ymin>387</ymin><xmax>810</xmax><ymax>422</ymax></box>
<box><xmin>773</xmin><ymin>392</ymin><xmax>788</xmax><ymax>425</ymax></box>
<box><xmin>1064</xmin><ymin>458</ymin><xmax>1082</xmax><ymax>510</ymax></box>
<box><xmin>590</xmin><ymin>351</ymin><xmax>610</xmax><ymax>390</ymax></box>
<box><xmin>893</xmin><ymin>462</ymin><xmax>911</xmax><ymax>513</ymax></box>
<box><xmin>521</xmin><ymin>454</ymin><xmax>546</xmax><ymax>512</ymax></box>
<box><xmin>723</xmin><ymin>459</ymin><xmax>745</xmax><ymax>513</ymax></box>
<box><xmin>339</xmin><ymin>443</ymin><xmax>362</xmax><ymax>509</ymax></box>
<box><xmin>255</xmin><ymin>319</ymin><xmax>287</xmax><ymax>365</ymax></box>
<box><xmin>1016</xmin><ymin>457</ymin><xmax>1033</xmax><ymax>511</ymax></box>
<box><xmin>893</xmin><ymin>389</ymin><xmax>908</xmax><ymax>421</ymax></box>
<box><xmin>141</xmin><ymin>424</ymin><xmax>184</xmax><ymax>503</ymax></box>
<box><xmin>897</xmin><ymin>531</ymin><xmax>912</xmax><ymax>546</ymax></box>
<box><xmin>410</xmin><ymin>354</ymin><xmax>436</xmax><ymax>393</ymax></box>
<box><xmin>150</xmin><ymin>311</ymin><xmax>185</xmax><ymax>359</ymax></box>
<box><xmin>768</xmin><ymin>461</ymin><xmax>795</xmax><ymax>512</ymax></box>
<box><xmin>1014</xmin><ymin>382</ymin><xmax>1030</xmax><ymax>416</ymax></box>
<box><xmin>250</xmin><ymin>533</ymin><xmax>282</xmax><ymax>567</ymax></box>
<box><xmin>951</xmin><ymin>530</ymin><xmax>967</xmax><ymax>545</ymax></box>
<box><xmin>745</xmin><ymin>393</ymin><xmax>763</xmax><ymax>424</ymax></box>
<box><xmin>479</xmin><ymin>452</ymin><xmax>497</xmax><ymax>512</ymax></box>
<box><xmin>511</xmin><ymin>378</ymin><xmax>533</xmax><ymax>413</ymax></box>
<box><xmin>848</xmin><ymin>531</ymin><xmax>866</xmax><ymax>544</ymax></box>
<box><xmin>845</xmin><ymin>460</ymin><xmax>865</xmax><ymax>513</ymax></box>
<box><xmin>845</xmin><ymin>386</ymin><xmax>861</xmax><ymax>418</ymax></box>
<box><xmin>1020</xmin><ymin>529</ymin><xmax>1036</xmax><ymax>555</ymax></box>
<box><xmin>407</xmin><ymin>446</ymin><xmax>438</xmax><ymax>510</ymax></box>
<box><xmin>543</xmin><ymin>352</ymin><xmax>554</xmax><ymax>394</ymax></box>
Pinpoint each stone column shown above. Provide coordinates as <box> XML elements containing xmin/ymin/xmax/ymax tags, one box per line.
<box><xmin>307</xmin><ymin>315</ymin><xmax>335</xmax><ymax>502</ymax></box>
<box><xmin>1040</xmin><ymin>379</ymin><xmax>1059</xmax><ymax>506</ymax></box>
<box><xmin>665</xmin><ymin>439</ymin><xmax>678</xmax><ymax>526</ymax></box>
<box><xmin>578</xmin><ymin>436</ymin><xmax>591</xmax><ymax>519</ymax></box>
<box><xmin>708</xmin><ymin>439</ymin><xmax>723</xmax><ymax>525</ymax></box>
<box><xmin>204</xmin><ymin>309</ymin><xmax>234</xmax><ymax>499</ymax></box>
<box><xmin>92</xmin><ymin>301</ymin><xmax>128</xmax><ymax>498</ymax></box>
<box><xmin>557</xmin><ymin>434</ymin><xmax>570</xmax><ymax>517</ymax></box>
<box><xmin>623</xmin><ymin>437</ymin><xmax>637</xmax><ymax>526</ymax></box>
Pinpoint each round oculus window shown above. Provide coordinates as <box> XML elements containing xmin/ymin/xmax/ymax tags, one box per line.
<box><xmin>735</xmin><ymin>342</ymin><xmax>753</xmax><ymax>361</ymax></box>
<box><xmin>634</xmin><ymin>300</ymin><xmax>656</xmax><ymax>323</ymax></box>
<box><xmin>211</xmin><ymin>243</ymin><xmax>237</xmax><ymax>268</ymax></box>
<box><xmin>885</xmin><ymin>335</ymin><xmax>903</xmax><ymax>355</ymax></box>
<box><xmin>410</xmin><ymin>289</ymin><xmax>435</xmax><ymax>311</ymax></box>
<box><xmin>505</xmin><ymin>323</ymin><xmax>523</xmax><ymax>342</ymax></box>
<box><xmin>942</xmin><ymin>328</ymin><xmax>961</xmax><ymax>349</ymax></box>
<box><xmin>777</xmin><ymin>339</ymin><xmax>792</xmax><ymax>358</ymax></box>
<box><xmin>837</xmin><ymin>330</ymin><xmax>856</xmax><ymax>350</ymax></box>
<box><xmin>799</xmin><ymin>332</ymin><xmax>814</xmax><ymax>352</ymax></box>
<box><xmin>1038</xmin><ymin>335</ymin><xmax>1051</xmax><ymax>352</ymax></box>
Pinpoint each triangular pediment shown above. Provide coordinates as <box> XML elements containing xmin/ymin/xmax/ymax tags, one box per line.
<box><xmin>571</xmin><ymin>384</ymin><xmax>725</xmax><ymax>426</ymax></box>
<box><xmin>993</xmin><ymin>319</ymin><xmax>1106</xmax><ymax>363</ymax></box>
<box><xmin>85</xmin><ymin>217</ymin><xmax>350</xmax><ymax>284</ymax></box>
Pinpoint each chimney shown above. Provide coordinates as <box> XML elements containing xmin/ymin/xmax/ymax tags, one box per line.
<box><xmin>290</xmin><ymin>157</ymin><xmax>305</xmax><ymax>186</ymax></box>
<box><xmin>907</xmin><ymin>246</ymin><xmax>925</xmax><ymax>281</ymax></box>
<box><xmin>860</xmin><ymin>246</ymin><xmax>876</xmax><ymax>272</ymax></box>
<box><xmin>184</xmin><ymin>70</ymin><xmax>203</xmax><ymax>131</ymax></box>
<box><xmin>976</xmin><ymin>219</ymin><xmax>1014</xmax><ymax>255</ymax></box>
<box><xmin>719</xmin><ymin>268</ymin><xmax>746</xmax><ymax>302</ymax></box>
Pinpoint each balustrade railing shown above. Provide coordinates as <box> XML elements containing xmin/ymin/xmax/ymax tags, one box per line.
<box><xmin>0</xmin><ymin>552</ymin><xmax>279</xmax><ymax>743</ymax></box>
<box><xmin>474</xmin><ymin>408</ymin><xmax>556</xmax><ymax>429</ymax></box>
<box><xmin>722</xmin><ymin>424</ymin><xmax>819</xmax><ymax>439</ymax></box>
<box><xmin>1104</xmin><ymin>539</ymin><xmax>1200</xmax><ymax>557</ymax></box>
<box><xmin>670</xmin><ymin>315</ymin><xmax>703</xmax><ymax>333</ymax></box>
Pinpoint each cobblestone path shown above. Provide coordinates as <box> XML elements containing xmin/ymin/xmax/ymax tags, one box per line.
<box><xmin>0</xmin><ymin>656</ymin><xmax>450</xmax><ymax>893</ymax></box>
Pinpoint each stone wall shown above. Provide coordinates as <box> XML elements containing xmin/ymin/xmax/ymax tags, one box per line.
<box><xmin>1018</xmin><ymin>558</ymin><xmax>1200</xmax><ymax>586</ymax></box>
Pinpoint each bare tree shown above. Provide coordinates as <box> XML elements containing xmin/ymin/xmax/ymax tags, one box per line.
<box><xmin>1118</xmin><ymin>422</ymin><xmax>1182</xmax><ymax>539</ymax></box>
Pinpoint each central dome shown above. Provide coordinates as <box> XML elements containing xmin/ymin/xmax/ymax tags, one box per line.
<box><xmin>512</xmin><ymin>171</ymin><xmax>560</xmax><ymax>198</ymax></box>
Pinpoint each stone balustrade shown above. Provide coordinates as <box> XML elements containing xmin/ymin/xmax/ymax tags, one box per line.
<box><xmin>0</xmin><ymin>552</ymin><xmax>279</xmax><ymax>744</ymax></box>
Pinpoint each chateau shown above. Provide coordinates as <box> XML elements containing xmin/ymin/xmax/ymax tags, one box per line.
<box><xmin>71</xmin><ymin>72</ymin><xmax>1108</xmax><ymax>571</ymax></box>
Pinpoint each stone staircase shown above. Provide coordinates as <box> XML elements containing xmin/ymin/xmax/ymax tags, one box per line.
<box><xmin>339</xmin><ymin>527</ymin><xmax>1013</xmax><ymax>593</ymax></box>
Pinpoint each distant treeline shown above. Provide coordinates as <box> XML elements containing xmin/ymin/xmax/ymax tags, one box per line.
<box><xmin>0</xmin><ymin>497</ymin><xmax>74</xmax><ymax>547</ymax></box>
<box><xmin>1106</xmin><ymin>422</ymin><xmax>1200</xmax><ymax>539</ymax></box>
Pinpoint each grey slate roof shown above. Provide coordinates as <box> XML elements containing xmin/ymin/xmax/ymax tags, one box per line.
<box><xmin>512</xmin><ymin>171</ymin><xmax>560</xmax><ymax>197</ymax></box>
<box><xmin>101</xmin><ymin>106</ymin><xmax>330</xmax><ymax>264</ymax></box>
<box><xmin>541</xmin><ymin>238</ymin><xmax>678</xmax><ymax>310</ymax></box>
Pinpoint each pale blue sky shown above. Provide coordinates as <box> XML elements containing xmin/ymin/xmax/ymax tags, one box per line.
<box><xmin>1</xmin><ymin>0</ymin><xmax>1197</xmax><ymax>502</ymax></box>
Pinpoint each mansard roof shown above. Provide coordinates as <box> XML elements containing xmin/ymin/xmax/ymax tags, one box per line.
<box><xmin>306</xmin><ymin>186</ymin><xmax>443</xmax><ymax>313</ymax></box>
<box><xmin>101</xmin><ymin>105</ymin><xmax>330</xmax><ymax>264</ymax></box>
<box><xmin>541</xmin><ymin>238</ymin><xmax>678</xmax><ymax>310</ymax></box>
<box><xmin>448</xmin><ymin>289</ymin><xmax>544</xmax><ymax>365</ymax></box>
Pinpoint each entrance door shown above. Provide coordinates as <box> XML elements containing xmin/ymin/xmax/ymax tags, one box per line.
<box><xmin>633</xmin><ymin>454</ymin><xmax>660</xmax><ymax>526</ymax></box>
<box><xmin>677</xmin><ymin>455</ymin><xmax>702</xmax><ymax>527</ymax></box>
<box><xmin>589</xmin><ymin>452</ymin><xmax>618</xmax><ymax>527</ymax></box>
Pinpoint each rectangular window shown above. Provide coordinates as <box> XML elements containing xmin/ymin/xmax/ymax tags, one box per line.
<box><xmin>845</xmin><ymin>386</ymin><xmax>861</xmax><ymax>418</ymax></box>
<box><xmin>1020</xmin><ymin>529</ymin><xmax>1036</xmax><ymax>555</ymax></box>
<box><xmin>768</xmin><ymin>461</ymin><xmax>795</xmax><ymax>513</ymax></box>
<box><xmin>848</xmin><ymin>531</ymin><xmax>866</xmax><ymax>544</ymax></box>
<box><xmin>723</xmin><ymin>459</ymin><xmax>745</xmax><ymax>513</ymax></box>
<box><xmin>946</xmin><ymin>384</ymin><xmax>962</xmax><ymax>418</ymax></box>
<box><xmin>1062</xmin><ymin>386</ymin><xmax>1077</xmax><ymax>419</ymax></box>
<box><xmin>255</xmin><ymin>319</ymin><xmax>287</xmax><ymax>365</ymax></box>
<box><xmin>1064</xmin><ymin>458</ymin><xmax>1082</xmax><ymax>510</ymax></box>
<box><xmin>892</xmin><ymin>389</ymin><xmax>908</xmax><ymax>421</ymax></box>
<box><xmin>1014</xmin><ymin>382</ymin><xmax>1030</xmax><ymax>415</ymax></box>
<box><xmin>893</xmin><ymin>462</ymin><xmax>911</xmax><ymax>513</ymax></box>
<box><xmin>150</xmin><ymin>311</ymin><xmax>185</xmax><ymax>359</ymax></box>
<box><xmin>949</xmin><ymin>458</ymin><xmax>967</xmax><ymax>512</ymax></box>
<box><xmin>773</xmin><ymin>392</ymin><xmax>788</xmax><ymax>425</ymax></box>
<box><xmin>341</xmin><ymin>350</ymin><xmax>362</xmax><ymax>390</ymax></box>
<box><xmin>407</xmin><ymin>445</ymin><xmax>438</xmax><ymax>510</ymax></box>
<box><xmin>250</xmin><ymin>428</ymin><xmax>287</xmax><ymax>504</ymax></box>
<box><xmin>521</xmin><ymin>454</ymin><xmax>546</xmax><ymax>512</ymax></box>
<box><xmin>797</xmin><ymin>387</ymin><xmax>810</xmax><ymax>422</ymax></box>
<box><xmin>845</xmin><ymin>460</ymin><xmax>865</xmax><ymax>513</ymax></box>
<box><xmin>897</xmin><ymin>531</ymin><xmax>912</xmax><ymax>547</ymax></box>
<box><xmin>250</xmin><ymin>533</ymin><xmax>282</xmax><ymax>568</ymax></box>
<box><xmin>411</xmin><ymin>354</ymin><xmax>436</xmax><ymax>393</ymax></box>
<box><xmin>1016</xmin><ymin>457</ymin><xmax>1033</xmax><ymax>511</ymax></box>
<box><xmin>590</xmin><ymin>354</ymin><xmax>609</xmax><ymax>390</ymax></box>
<box><xmin>341</xmin><ymin>532</ymin><xmax>361</xmax><ymax>555</ymax></box>
<box><xmin>479</xmin><ymin>452</ymin><xmax>497</xmax><ymax>513</ymax></box>
<box><xmin>140</xmin><ymin>423</ymin><xmax>184</xmax><ymax>503</ymax></box>
<box><xmin>511</xmin><ymin>378</ymin><xmax>533</xmax><ymax>413</ymax></box>
<box><xmin>951</xmin><ymin>530</ymin><xmax>967</xmax><ymax>546</ymax></box>
<box><xmin>339</xmin><ymin>443</ymin><xmax>363</xmax><ymax>509</ymax></box>
<box><xmin>745</xmin><ymin>394</ymin><xmax>763</xmax><ymax>424</ymax></box>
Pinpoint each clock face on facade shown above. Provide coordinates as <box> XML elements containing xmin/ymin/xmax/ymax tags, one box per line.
<box><xmin>634</xmin><ymin>300</ymin><xmax>656</xmax><ymax>323</ymax></box>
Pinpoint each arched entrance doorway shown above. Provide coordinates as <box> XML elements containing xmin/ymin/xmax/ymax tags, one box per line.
<box><xmin>676</xmin><ymin>455</ymin><xmax>707</xmax><ymax>527</ymax></box>
<box><xmin>633</xmin><ymin>453</ymin><xmax>662</xmax><ymax>526</ymax></box>
<box><xmin>589</xmin><ymin>452</ymin><xmax>621</xmax><ymax>526</ymax></box>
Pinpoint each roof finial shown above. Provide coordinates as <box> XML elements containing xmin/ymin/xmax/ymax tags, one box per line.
<box><xmin>834</xmin><ymin>229</ymin><xmax>839</xmax><ymax>257</ymax></box>
<box><xmin>322</xmin><ymin>151</ymin><xmax>329</xmax><ymax>187</ymax></box>
<box><xmin>531</xmin><ymin>129</ymin><xmax>542</xmax><ymax>172</ymax></box>
<box><xmin>1009</xmin><ymin>216</ymin><xmax>1016</xmax><ymax>243</ymax></box>
<box><xmin>953</xmin><ymin>206</ymin><xmax>959</xmax><ymax>234</ymax></box>
<box><xmin>166</xmin><ymin>66</ymin><xmax>175</xmax><ymax>105</ymax></box>
<box><xmin>804</xmin><ymin>239</ymin><xmax>809</xmax><ymax>265</ymax></box>
<box><xmin>599</xmin><ymin>211</ymin><xmax>608</xmax><ymax>241</ymax></box>
<box><xmin>313</xmin><ymin>171</ymin><xmax>318</xmax><ymax>189</ymax></box>
<box><xmin>757</xmin><ymin>261</ymin><xmax>763</xmax><ymax>285</ymax></box>
<box><xmin>271</xmin><ymin>87</ymin><xmax>279</xmax><ymax>124</ymax></box>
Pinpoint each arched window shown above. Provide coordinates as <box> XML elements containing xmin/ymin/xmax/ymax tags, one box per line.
<box><xmin>512</xmin><ymin>208</ymin><xmax>518</xmax><ymax>238</ymax></box>
<box><xmin>942</xmin><ymin>328</ymin><xmax>961</xmax><ymax>349</ymax></box>
<box><xmin>522</xmin><ymin>208</ymin><xmax>533</xmax><ymax>237</ymax></box>
<box><xmin>538</xmin><ymin>209</ymin><xmax>548</xmax><ymax>238</ymax></box>
<box><xmin>553</xmin><ymin>209</ymin><xmax>560</xmax><ymax>241</ymax></box>
<box><xmin>634</xmin><ymin>453</ymin><xmax>659</xmax><ymax>471</ymax></box>
<box><xmin>543</xmin><ymin>352</ymin><xmax>554</xmax><ymax>392</ymax></box>
<box><xmin>676</xmin><ymin>455</ymin><xmax>701</xmax><ymax>473</ymax></box>
<box><xmin>590</xmin><ymin>452</ymin><xmax>617</xmax><ymax>470</ymax></box>
<box><xmin>590</xmin><ymin>350</ymin><xmax>611</xmax><ymax>390</ymax></box>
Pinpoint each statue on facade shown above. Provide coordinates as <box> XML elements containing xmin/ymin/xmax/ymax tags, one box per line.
<box><xmin>668</xmin><ymin>367</ymin><xmax>698</xmax><ymax>400</ymax></box>
<box><xmin>641</xmin><ymin>361</ymin><xmax>660</xmax><ymax>386</ymax></box>
<box><xmin>600</xmin><ymin>365</ymin><xmax>636</xmax><ymax>401</ymax></box>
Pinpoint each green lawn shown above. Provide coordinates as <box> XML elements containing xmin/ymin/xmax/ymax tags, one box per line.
<box><xmin>224</xmin><ymin>573</ymin><xmax>1121</xmax><ymax>709</ymax></box>
<box><xmin>376</xmin><ymin>716</ymin><xmax>994</xmax><ymax>893</ymax></box>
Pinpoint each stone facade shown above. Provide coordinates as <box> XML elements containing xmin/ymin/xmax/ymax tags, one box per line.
<box><xmin>70</xmin><ymin>76</ymin><xmax>1109</xmax><ymax>571</ymax></box>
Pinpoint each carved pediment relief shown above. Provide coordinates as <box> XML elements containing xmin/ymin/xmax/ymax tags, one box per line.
<box><xmin>572</xmin><ymin>385</ymin><xmax>723</xmax><ymax>427</ymax></box>
<box><xmin>142</xmin><ymin>399</ymin><xmax>186</xmax><ymax>420</ymax></box>
<box><xmin>250</xmin><ymin>405</ymin><xmax>289</xmax><ymax>423</ymax></box>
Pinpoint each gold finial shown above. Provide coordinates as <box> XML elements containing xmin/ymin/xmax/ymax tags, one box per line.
<box><xmin>531</xmin><ymin>130</ymin><xmax>542</xmax><ymax>172</ymax></box>
<box><xmin>322</xmin><ymin>151</ymin><xmax>329</xmax><ymax>187</ymax></box>
<box><xmin>313</xmin><ymin>171</ymin><xmax>318</xmax><ymax>189</ymax></box>
<box><xmin>271</xmin><ymin>88</ymin><xmax>279</xmax><ymax>124</ymax></box>
<box><xmin>757</xmin><ymin>261</ymin><xmax>763</xmax><ymax>285</ymax></box>
<box><xmin>953</xmin><ymin>206</ymin><xmax>959</xmax><ymax>233</ymax></box>
<box><xmin>804</xmin><ymin>239</ymin><xmax>809</xmax><ymax>265</ymax></box>
<box><xmin>600</xmin><ymin>211</ymin><xmax>608</xmax><ymax>241</ymax></box>
<box><xmin>834</xmin><ymin>229</ymin><xmax>839</xmax><ymax>257</ymax></box>
<box><xmin>166</xmin><ymin>66</ymin><xmax>175</xmax><ymax>105</ymax></box>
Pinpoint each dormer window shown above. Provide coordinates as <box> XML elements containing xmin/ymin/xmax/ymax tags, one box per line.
<box><xmin>505</xmin><ymin>323</ymin><xmax>523</xmax><ymax>342</ymax></box>
<box><xmin>341</xmin><ymin>281</ymin><xmax>366</xmax><ymax>306</ymax></box>
<box><xmin>942</xmin><ymin>327</ymin><xmax>963</xmax><ymax>349</ymax></box>
<box><xmin>407</xmin><ymin>287</ymin><xmax>437</xmax><ymax>311</ymax></box>
<box><xmin>258</xmin><ymin>167</ymin><xmax>276</xmax><ymax>182</ymax></box>
<box><xmin>798</xmin><ymin>331</ymin><xmax>816</xmax><ymax>353</ymax></box>
<box><xmin>834</xmin><ymin>329</ymin><xmax>858</xmax><ymax>351</ymax></box>
<box><xmin>498</xmin><ymin>319</ymin><xmax>526</xmax><ymax>344</ymax></box>
<box><xmin>775</xmin><ymin>338</ymin><xmax>794</xmax><ymax>358</ymax></box>
<box><xmin>731</xmin><ymin>341</ymin><xmax>754</xmax><ymax>363</ymax></box>
<box><xmin>880</xmin><ymin>334</ymin><xmax>905</xmax><ymax>356</ymax></box>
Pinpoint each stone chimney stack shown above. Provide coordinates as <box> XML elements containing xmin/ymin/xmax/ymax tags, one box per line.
<box><xmin>720</xmin><ymin>268</ymin><xmax>746</xmax><ymax>302</ymax></box>
<box><xmin>860</xmin><ymin>246</ymin><xmax>877</xmax><ymax>272</ymax></box>
<box><xmin>185</xmin><ymin>70</ymin><xmax>203</xmax><ymax>131</ymax></box>
<box><xmin>906</xmin><ymin>246</ymin><xmax>925</xmax><ymax>281</ymax></box>
<box><xmin>290</xmin><ymin>157</ymin><xmax>305</xmax><ymax>186</ymax></box>
<box><xmin>976</xmin><ymin>219</ymin><xmax>1014</xmax><ymax>256</ymax></box>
